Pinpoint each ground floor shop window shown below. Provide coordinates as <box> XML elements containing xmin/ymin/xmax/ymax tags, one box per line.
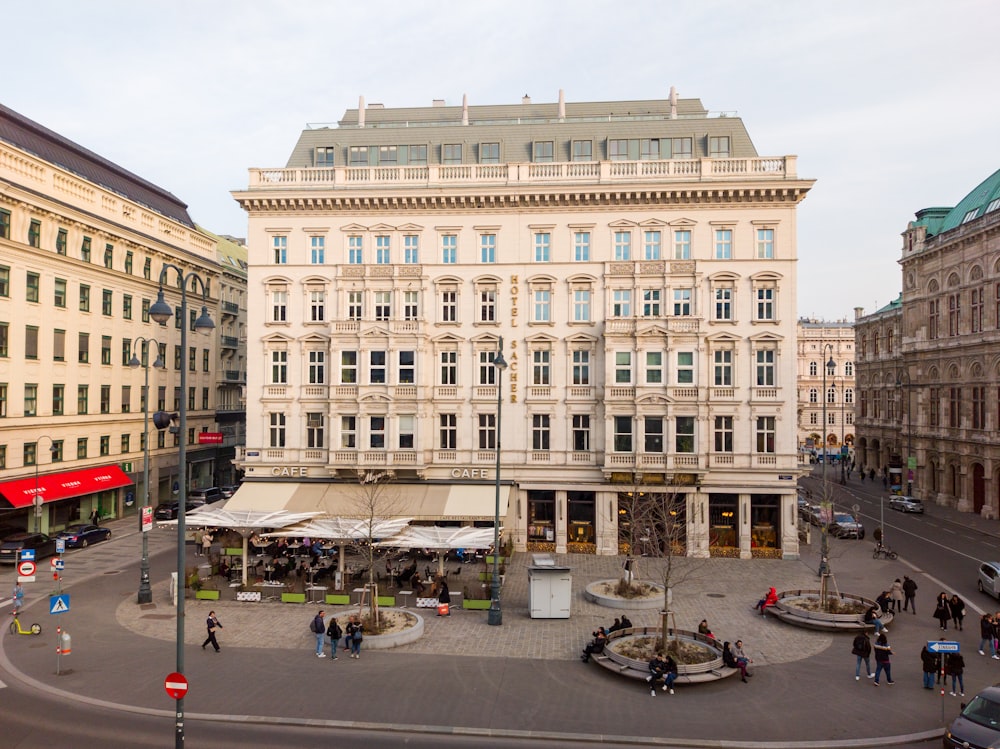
<box><xmin>750</xmin><ymin>494</ymin><xmax>778</xmax><ymax>549</ymax></box>
<box><xmin>709</xmin><ymin>493</ymin><xmax>738</xmax><ymax>553</ymax></box>
<box><xmin>527</xmin><ymin>490</ymin><xmax>555</xmax><ymax>542</ymax></box>
<box><xmin>567</xmin><ymin>491</ymin><xmax>595</xmax><ymax>545</ymax></box>
<box><xmin>618</xmin><ymin>490</ymin><xmax>686</xmax><ymax>555</ymax></box>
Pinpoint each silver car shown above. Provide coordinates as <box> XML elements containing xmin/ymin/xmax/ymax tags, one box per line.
<box><xmin>888</xmin><ymin>495</ymin><xmax>924</xmax><ymax>513</ymax></box>
<box><xmin>979</xmin><ymin>561</ymin><xmax>1000</xmax><ymax>599</ymax></box>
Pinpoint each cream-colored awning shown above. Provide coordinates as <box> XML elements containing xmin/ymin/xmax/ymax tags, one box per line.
<box><xmin>224</xmin><ymin>482</ymin><xmax>300</xmax><ymax>512</ymax></box>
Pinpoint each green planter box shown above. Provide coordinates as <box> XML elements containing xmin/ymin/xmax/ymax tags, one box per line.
<box><xmin>225</xmin><ymin>547</ymin><xmax>243</xmax><ymax>557</ymax></box>
<box><xmin>281</xmin><ymin>592</ymin><xmax>306</xmax><ymax>604</ymax></box>
<box><xmin>376</xmin><ymin>596</ymin><xmax>396</xmax><ymax>607</ymax></box>
<box><xmin>325</xmin><ymin>594</ymin><xmax>350</xmax><ymax>605</ymax></box>
<box><xmin>462</xmin><ymin>599</ymin><xmax>492</xmax><ymax>610</ymax></box>
<box><xmin>485</xmin><ymin>555</ymin><xmax>507</xmax><ymax>565</ymax></box>
<box><xmin>195</xmin><ymin>589</ymin><xmax>220</xmax><ymax>600</ymax></box>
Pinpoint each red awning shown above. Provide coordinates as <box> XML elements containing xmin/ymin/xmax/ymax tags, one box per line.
<box><xmin>0</xmin><ymin>465</ymin><xmax>132</xmax><ymax>508</ymax></box>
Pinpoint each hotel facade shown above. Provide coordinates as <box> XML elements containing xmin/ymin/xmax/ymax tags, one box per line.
<box><xmin>232</xmin><ymin>92</ymin><xmax>814</xmax><ymax>559</ymax></box>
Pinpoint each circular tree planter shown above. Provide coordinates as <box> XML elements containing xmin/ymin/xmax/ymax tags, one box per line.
<box><xmin>329</xmin><ymin>608</ymin><xmax>424</xmax><ymax>649</ymax></box>
<box><xmin>595</xmin><ymin>627</ymin><xmax>737</xmax><ymax>684</ymax></box>
<box><xmin>584</xmin><ymin>579</ymin><xmax>665</xmax><ymax>610</ymax></box>
<box><xmin>768</xmin><ymin>589</ymin><xmax>893</xmax><ymax>632</ymax></box>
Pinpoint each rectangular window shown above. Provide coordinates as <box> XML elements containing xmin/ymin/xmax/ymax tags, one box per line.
<box><xmin>103</xmin><ymin>243</ymin><xmax>114</xmax><ymax>268</ymax></box>
<box><xmin>123</xmin><ymin>294</ymin><xmax>132</xmax><ymax>320</ymax></box>
<box><xmin>121</xmin><ymin>385</ymin><xmax>131</xmax><ymax>413</ymax></box>
<box><xmin>52</xmin><ymin>278</ymin><xmax>67</xmax><ymax>308</ymax></box>
<box><xmin>715</xmin><ymin>229</ymin><xmax>732</xmax><ymax>259</ymax></box>
<box><xmin>403</xmin><ymin>290</ymin><xmax>419</xmax><ymax>320</ymax></box>
<box><xmin>202</xmin><ymin>349</ymin><xmax>209</xmax><ymax>372</ymax></box>
<box><xmin>100</xmin><ymin>385</ymin><xmax>111</xmax><ymax>414</ymax></box>
<box><xmin>121</xmin><ymin>434</ymin><xmax>130</xmax><ymax>453</ymax></box>
<box><xmin>270</xmin><ymin>350</ymin><xmax>288</xmax><ymax>384</ymax></box>
<box><xmin>615</xmin><ymin>352</ymin><xmax>632</xmax><ymax>384</ymax></box>
<box><xmin>378</xmin><ymin>145</ymin><xmax>397</xmax><ymax>165</ymax></box>
<box><xmin>0</xmin><ymin>266</ymin><xmax>8</xmax><ymax>297</ymax></box>
<box><xmin>375</xmin><ymin>235</ymin><xmax>390</xmax><ymax>264</ymax></box>
<box><xmin>77</xmin><ymin>438</ymin><xmax>88</xmax><ymax>459</ymax></box>
<box><xmin>756</xmin><ymin>287</ymin><xmax>775</xmax><ymax>320</ymax></box>
<box><xmin>347</xmin><ymin>291</ymin><xmax>362</xmax><ymax>321</ymax></box>
<box><xmin>28</xmin><ymin>220</ymin><xmax>41</xmax><ymax>248</ymax></box>
<box><xmin>369</xmin><ymin>351</ymin><xmax>386</xmax><ymax>384</ymax></box>
<box><xmin>572</xmin><ymin>350</ymin><xmax>590</xmax><ymax>385</ymax></box>
<box><xmin>643</xmin><ymin>230</ymin><xmax>661</xmax><ymax>260</ymax></box>
<box><xmin>403</xmin><ymin>235</ymin><xmax>419</xmax><ymax>264</ymax></box>
<box><xmin>398</xmin><ymin>350</ymin><xmax>415</xmax><ymax>384</ymax></box>
<box><xmin>102</xmin><ymin>289</ymin><xmax>113</xmax><ymax>315</ymax></box>
<box><xmin>573</xmin><ymin>289</ymin><xmax>591</xmax><ymax>322</ymax></box>
<box><xmin>441</xmin><ymin>234</ymin><xmax>457</xmax><ymax>264</ymax></box>
<box><xmin>78</xmin><ymin>332</ymin><xmax>89</xmax><ymax>363</ymax></box>
<box><xmin>26</xmin><ymin>272</ymin><xmax>40</xmax><ymax>303</ymax></box>
<box><xmin>755</xmin><ymin>350</ymin><xmax>775</xmax><ymax>386</ymax></box>
<box><xmin>52</xmin><ymin>384</ymin><xmax>64</xmax><ymax>415</ymax></box>
<box><xmin>0</xmin><ymin>210</ymin><xmax>10</xmax><ymax>239</ymax></box>
<box><xmin>573</xmin><ymin>231</ymin><xmax>590</xmax><ymax>262</ymax></box>
<box><xmin>56</xmin><ymin>229</ymin><xmax>68</xmax><ymax>255</ymax></box>
<box><xmin>141</xmin><ymin>298</ymin><xmax>150</xmax><ymax>322</ymax></box>
<box><xmin>673</xmin><ymin>230</ymin><xmax>691</xmax><ymax>260</ymax></box>
<box><xmin>124</xmin><ymin>251</ymin><xmax>133</xmax><ymax>274</ymax></box>
<box><xmin>188</xmin><ymin>346</ymin><xmax>196</xmax><ymax>372</ymax></box>
<box><xmin>533</xmin><ymin>141</ymin><xmax>554</xmax><ymax>162</ymax></box>
<box><xmin>714</xmin><ymin>416</ymin><xmax>734</xmax><ymax>452</ymax></box>
<box><xmin>478</xmin><ymin>351</ymin><xmax>499</xmax><ymax>386</ymax></box>
<box><xmin>973</xmin><ymin>386</ymin><xmax>986</xmax><ymax>429</ymax></box>
<box><xmin>269</xmin><ymin>412</ymin><xmax>286</xmax><ymax>448</ymax></box>
<box><xmin>676</xmin><ymin>351</ymin><xmax>694</xmax><ymax>384</ymax></box>
<box><xmin>348</xmin><ymin>236</ymin><xmax>363</xmax><ymax>264</ymax></box>
<box><xmin>534</xmin><ymin>232</ymin><xmax>550</xmax><ymax>263</ymax></box>
<box><xmin>440</xmin><ymin>351</ymin><xmax>457</xmax><ymax>385</ymax></box>
<box><xmin>479</xmin><ymin>288</ymin><xmax>496</xmax><ymax>322</ymax></box>
<box><xmin>24</xmin><ymin>384</ymin><xmax>38</xmax><ymax>416</ymax></box>
<box><xmin>0</xmin><ymin>383</ymin><xmax>5</xmax><ymax>417</ymax></box>
<box><xmin>714</xmin><ymin>287</ymin><xmax>733</xmax><ymax>320</ymax></box>
<box><xmin>374</xmin><ymin>291</ymin><xmax>391</xmax><ymax>321</ymax></box>
<box><xmin>612</xmin><ymin>289</ymin><xmax>632</xmax><ymax>317</ymax></box>
<box><xmin>614</xmin><ymin>231</ymin><xmax>631</xmax><ymax>261</ymax></box>
<box><xmin>480</xmin><ymin>234</ymin><xmax>496</xmax><ymax>263</ymax></box>
<box><xmin>532</xmin><ymin>350</ymin><xmax>550</xmax><ymax>385</ymax></box>
<box><xmin>272</xmin><ymin>235</ymin><xmax>287</xmax><ymax>264</ymax></box>
<box><xmin>442</xmin><ymin>144</ymin><xmax>462</xmax><ymax>164</ymax></box>
<box><xmin>174</xmin><ymin>345</ymin><xmax>182</xmax><ymax>370</ymax></box>
<box><xmin>532</xmin><ymin>414</ymin><xmax>550</xmax><ymax>451</ymax></box>
<box><xmin>441</xmin><ymin>290</ymin><xmax>458</xmax><ymax>322</ymax></box>
<box><xmin>271</xmin><ymin>290</ymin><xmax>287</xmax><ymax>322</ymax></box>
<box><xmin>640</xmin><ymin>139</ymin><xmax>660</xmax><ymax>160</ymax></box>
<box><xmin>645</xmin><ymin>351</ymin><xmax>663</xmax><ymax>384</ymax></box>
<box><xmin>81</xmin><ymin>236</ymin><xmax>91</xmax><ymax>262</ymax></box>
<box><xmin>672</xmin><ymin>288</ymin><xmax>691</xmax><ymax>316</ymax></box>
<box><xmin>971</xmin><ymin>287</ymin><xmax>983</xmax><ymax>333</ymax></box>
<box><xmin>675</xmin><ymin>416</ymin><xmax>695</xmax><ymax>452</ymax></box>
<box><xmin>439</xmin><ymin>414</ymin><xmax>457</xmax><ymax>449</ymax></box>
<box><xmin>609</xmin><ymin>139</ymin><xmax>630</xmax><ymax>161</ymax></box>
<box><xmin>0</xmin><ymin>322</ymin><xmax>7</xmax><ymax>357</ymax></box>
<box><xmin>101</xmin><ymin>335</ymin><xmax>112</xmax><ymax>365</ymax></box>
<box><xmin>532</xmin><ymin>289</ymin><xmax>551</xmax><ymax>322</ymax></box>
<box><xmin>756</xmin><ymin>228</ymin><xmax>774</xmax><ymax>259</ymax></box>
<box><xmin>310</xmin><ymin>236</ymin><xmax>325</xmax><ymax>264</ymax></box>
<box><xmin>340</xmin><ymin>416</ymin><xmax>356</xmax><ymax>448</ymax></box>
<box><xmin>340</xmin><ymin>351</ymin><xmax>358</xmax><ymax>385</ymax></box>
<box><xmin>478</xmin><ymin>413</ymin><xmax>497</xmax><ymax>450</ymax></box>
<box><xmin>613</xmin><ymin>415</ymin><xmax>633</xmax><ymax>452</ymax></box>
<box><xmin>755</xmin><ymin>416</ymin><xmax>776</xmax><ymax>453</ymax></box>
<box><xmin>709</xmin><ymin>136</ymin><xmax>731</xmax><ymax>158</ymax></box>
<box><xmin>78</xmin><ymin>385</ymin><xmax>88</xmax><ymax>414</ymax></box>
<box><xmin>310</xmin><ymin>290</ymin><xmax>326</xmax><ymax>322</ymax></box>
<box><xmin>143</xmin><ymin>257</ymin><xmax>151</xmax><ymax>280</ymax></box>
<box><xmin>307</xmin><ymin>412</ymin><xmax>325</xmax><ymax>449</ymax></box>
<box><xmin>572</xmin><ymin>414</ymin><xmax>591</xmax><ymax>451</ymax></box>
<box><xmin>949</xmin><ymin>387</ymin><xmax>961</xmax><ymax>428</ymax></box>
<box><xmin>572</xmin><ymin>140</ymin><xmax>592</xmax><ymax>161</ymax></box>
<box><xmin>25</xmin><ymin>326</ymin><xmax>38</xmax><ymax>359</ymax></box>
<box><xmin>479</xmin><ymin>143</ymin><xmax>500</xmax><ymax>164</ymax></box>
<box><xmin>201</xmin><ymin>387</ymin><xmax>209</xmax><ymax>410</ymax></box>
<box><xmin>713</xmin><ymin>350</ymin><xmax>733</xmax><ymax>386</ymax></box>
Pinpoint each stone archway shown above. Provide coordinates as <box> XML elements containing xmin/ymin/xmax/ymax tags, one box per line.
<box><xmin>972</xmin><ymin>463</ymin><xmax>986</xmax><ymax>514</ymax></box>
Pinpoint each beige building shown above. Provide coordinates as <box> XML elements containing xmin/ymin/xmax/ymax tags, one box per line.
<box><xmin>855</xmin><ymin>167</ymin><xmax>1000</xmax><ymax>513</ymax></box>
<box><xmin>232</xmin><ymin>92</ymin><xmax>814</xmax><ymax>559</ymax></box>
<box><xmin>0</xmin><ymin>103</ymin><xmax>234</xmax><ymax>534</ymax></box>
<box><xmin>795</xmin><ymin>319</ymin><xmax>855</xmax><ymax>461</ymax></box>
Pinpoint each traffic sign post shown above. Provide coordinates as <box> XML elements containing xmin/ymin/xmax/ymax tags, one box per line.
<box><xmin>49</xmin><ymin>594</ymin><xmax>70</xmax><ymax>615</ymax></box>
<box><xmin>164</xmin><ymin>672</ymin><xmax>188</xmax><ymax>700</ymax></box>
<box><xmin>55</xmin><ymin>539</ymin><xmax>65</xmax><ymax>555</ymax></box>
<box><xmin>18</xmin><ymin>560</ymin><xmax>36</xmax><ymax>583</ymax></box>
<box><xmin>927</xmin><ymin>640</ymin><xmax>960</xmax><ymax>653</ymax></box>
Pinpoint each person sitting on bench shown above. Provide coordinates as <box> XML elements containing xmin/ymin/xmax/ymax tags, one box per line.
<box><xmin>581</xmin><ymin>627</ymin><xmax>608</xmax><ymax>663</ymax></box>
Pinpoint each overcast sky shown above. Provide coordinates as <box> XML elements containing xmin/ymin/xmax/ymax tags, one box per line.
<box><xmin>4</xmin><ymin>0</ymin><xmax>998</xmax><ymax>320</ymax></box>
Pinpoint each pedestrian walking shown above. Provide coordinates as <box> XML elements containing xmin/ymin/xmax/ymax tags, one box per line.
<box><xmin>326</xmin><ymin>615</ymin><xmax>342</xmax><ymax>660</ymax></box>
<box><xmin>869</xmin><ymin>468</ymin><xmax>876</xmax><ymax>481</ymax></box>
<box><xmin>946</xmin><ymin>651</ymin><xmax>965</xmax><ymax>697</ymax></box>
<box><xmin>934</xmin><ymin>593</ymin><xmax>951</xmax><ymax>631</ymax></box>
<box><xmin>859</xmin><ymin>466</ymin><xmax>865</xmax><ymax>482</ymax></box>
<box><xmin>12</xmin><ymin>582</ymin><xmax>24</xmax><ymax>613</ymax></box>
<box><xmin>199</xmin><ymin>530</ymin><xmax>213</xmax><ymax>557</ymax></box>
<box><xmin>201</xmin><ymin>611</ymin><xmax>222</xmax><ymax>652</ymax></box>
<box><xmin>949</xmin><ymin>594</ymin><xmax>966</xmax><ymax>631</ymax></box>
<box><xmin>346</xmin><ymin>615</ymin><xmax>363</xmax><ymax>659</ymax></box>
<box><xmin>882</xmin><ymin>473</ymin><xmax>888</xmax><ymax>489</ymax></box>
<box><xmin>311</xmin><ymin>610</ymin><xmax>326</xmax><ymax>657</ymax></box>
<box><xmin>979</xmin><ymin>613</ymin><xmax>998</xmax><ymax>657</ymax></box>
<box><xmin>873</xmin><ymin>632</ymin><xmax>894</xmax><ymax>686</ymax></box>
<box><xmin>902</xmin><ymin>576</ymin><xmax>918</xmax><ymax>614</ymax></box>
<box><xmin>90</xmin><ymin>507</ymin><xmax>100</xmax><ymax>526</ymax></box>
<box><xmin>852</xmin><ymin>631</ymin><xmax>874</xmax><ymax>680</ymax></box>
<box><xmin>889</xmin><ymin>579</ymin><xmax>904</xmax><ymax>614</ymax></box>
<box><xmin>920</xmin><ymin>642</ymin><xmax>939</xmax><ymax>689</ymax></box>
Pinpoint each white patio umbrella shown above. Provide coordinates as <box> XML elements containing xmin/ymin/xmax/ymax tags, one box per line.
<box><xmin>159</xmin><ymin>508</ymin><xmax>320</xmax><ymax>586</ymax></box>
<box><xmin>377</xmin><ymin>525</ymin><xmax>498</xmax><ymax>576</ymax></box>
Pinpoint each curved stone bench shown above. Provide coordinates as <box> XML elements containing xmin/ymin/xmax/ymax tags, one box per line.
<box><xmin>583</xmin><ymin>581</ymin><xmax>665</xmax><ymax>610</ymax></box>
<box><xmin>589</xmin><ymin>627</ymin><xmax>738</xmax><ymax>684</ymax></box>
<box><xmin>768</xmin><ymin>589</ymin><xmax>894</xmax><ymax>632</ymax></box>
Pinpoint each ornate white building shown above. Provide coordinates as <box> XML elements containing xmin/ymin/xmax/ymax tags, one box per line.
<box><xmin>232</xmin><ymin>92</ymin><xmax>814</xmax><ymax>558</ymax></box>
<box><xmin>795</xmin><ymin>319</ymin><xmax>855</xmax><ymax>458</ymax></box>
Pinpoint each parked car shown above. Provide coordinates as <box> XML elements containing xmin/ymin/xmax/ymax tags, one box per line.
<box><xmin>803</xmin><ymin>504</ymin><xmax>825</xmax><ymax>527</ymax></box>
<box><xmin>57</xmin><ymin>523</ymin><xmax>112</xmax><ymax>548</ymax></box>
<box><xmin>188</xmin><ymin>487</ymin><xmax>223</xmax><ymax>505</ymax></box>
<box><xmin>888</xmin><ymin>495</ymin><xmax>924</xmax><ymax>513</ymax></box>
<box><xmin>828</xmin><ymin>513</ymin><xmax>865</xmax><ymax>539</ymax></box>
<box><xmin>943</xmin><ymin>683</ymin><xmax>1000</xmax><ymax>748</ymax></box>
<box><xmin>153</xmin><ymin>501</ymin><xmax>199</xmax><ymax>520</ymax></box>
<box><xmin>979</xmin><ymin>561</ymin><xmax>1000</xmax><ymax>599</ymax></box>
<box><xmin>219</xmin><ymin>485</ymin><xmax>241</xmax><ymax>499</ymax></box>
<box><xmin>0</xmin><ymin>532</ymin><xmax>57</xmax><ymax>563</ymax></box>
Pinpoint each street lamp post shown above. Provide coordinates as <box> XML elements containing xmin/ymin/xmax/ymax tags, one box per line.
<box><xmin>819</xmin><ymin>344</ymin><xmax>835</xmax><ymax>577</ymax></box>
<box><xmin>149</xmin><ymin>266</ymin><xmax>214</xmax><ymax>749</ymax></box>
<box><xmin>835</xmin><ymin>376</ymin><xmax>846</xmax><ymax>485</ymax></box>
<box><xmin>896</xmin><ymin>369</ymin><xmax>912</xmax><ymax>496</ymax></box>
<box><xmin>32</xmin><ymin>435</ymin><xmax>55</xmax><ymax>533</ymax></box>
<box><xmin>487</xmin><ymin>337</ymin><xmax>508</xmax><ymax>627</ymax></box>
<box><xmin>129</xmin><ymin>338</ymin><xmax>164</xmax><ymax>605</ymax></box>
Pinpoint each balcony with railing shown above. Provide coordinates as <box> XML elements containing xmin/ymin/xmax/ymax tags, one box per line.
<box><xmin>221</xmin><ymin>335</ymin><xmax>239</xmax><ymax>349</ymax></box>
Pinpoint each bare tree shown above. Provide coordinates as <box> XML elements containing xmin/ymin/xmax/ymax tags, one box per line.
<box><xmin>348</xmin><ymin>469</ymin><xmax>404</xmax><ymax>627</ymax></box>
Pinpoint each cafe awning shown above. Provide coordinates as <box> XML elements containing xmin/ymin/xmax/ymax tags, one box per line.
<box><xmin>0</xmin><ymin>465</ymin><xmax>132</xmax><ymax>508</ymax></box>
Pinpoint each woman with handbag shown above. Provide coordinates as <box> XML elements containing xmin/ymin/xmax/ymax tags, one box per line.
<box><xmin>949</xmin><ymin>594</ymin><xmax>966</xmax><ymax>631</ymax></box>
<box><xmin>346</xmin><ymin>615</ymin><xmax>363</xmax><ymax>659</ymax></box>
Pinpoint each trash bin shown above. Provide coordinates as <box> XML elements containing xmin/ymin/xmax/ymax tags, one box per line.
<box><xmin>527</xmin><ymin>554</ymin><xmax>571</xmax><ymax>619</ymax></box>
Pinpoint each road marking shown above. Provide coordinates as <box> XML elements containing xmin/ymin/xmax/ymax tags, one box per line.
<box><xmin>0</xmin><ymin>678</ymin><xmax>6</xmax><ymax>689</ymax></box>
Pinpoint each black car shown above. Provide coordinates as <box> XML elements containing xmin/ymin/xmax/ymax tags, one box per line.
<box><xmin>828</xmin><ymin>513</ymin><xmax>865</xmax><ymax>539</ymax></box>
<box><xmin>0</xmin><ymin>532</ymin><xmax>58</xmax><ymax>563</ymax></box>
<box><xmin>57</xmin><ymin>523</ymin><xmax>112</xmax><ymax>548</ymax></box>
<box><xmin>153</xmin><ymin>501</ymin><xmax>199</xmax><ymax>520</ymax></box>
<box><xmin>188</xmin><ymin>487</ymin><xmax>223</xmax><ymax>505</ymax></box>
<box><xmin>944</xmin><ymin>683</ymin><xmax>1000</xmax><ymax>747</ymax></box>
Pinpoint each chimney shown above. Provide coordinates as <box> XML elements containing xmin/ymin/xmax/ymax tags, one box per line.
<box><xmin>558</xmin><ymin>89</ymin><xmax>565</xmax><ymax>121</ymax></box>
<box><xmin>432</xmin><ymin>99</ymin><xmax>446</xmax><ymax>107</ymax></box>
<box><xmin>522</xmin><ymin>94</ymin><xmax>531</xmax><ymax>105</ymax></box>
<box><xmin>854</xmin><ymin>306</ymin><xmax>864</xmax><ymax>321</ymax></box>
<box><xmin>462</xmin><ymin>93</ymin><xmax>469</xmax><ymax>126</ymax></box>
<box><xmin>669</xmin><ymin>86</ymin><xmax>677</xmax><ymax>120</ymax></box>
<box><xmin>358</xmin><ymin>95</ymin><xmax>366</xmax><ymax>128</ymax></box>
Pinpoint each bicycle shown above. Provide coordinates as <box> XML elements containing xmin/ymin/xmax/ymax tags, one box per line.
<box><xmin>9</xmin><ymin>611</ymin><xmax>42</xmax><ymax>636</ymax></box>
<box><xmin>872</xmin><ymin>543</ymin><xmax>898</xmax><ymax>560</ymax></box>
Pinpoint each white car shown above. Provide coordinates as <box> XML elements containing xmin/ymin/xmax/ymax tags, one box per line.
<box><xmin>888</xmin><ymin>495</ymin><xmax>923</xmax><ymax>513</ymax></box>
<box><xmin>979</xmin><ymin>561</ymin><xmax>1000</xmax><ymax>599</ymax></box>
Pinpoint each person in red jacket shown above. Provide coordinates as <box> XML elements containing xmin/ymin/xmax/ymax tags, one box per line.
<box><xmin>753</xmin><ymin>587</ymin><xmax>778</xmax><ymax>615</ymax></box>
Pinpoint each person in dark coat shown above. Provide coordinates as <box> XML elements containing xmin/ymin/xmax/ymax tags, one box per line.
<box><xmin>946</xmin><ymin>651</ymin><xmax>966</xmax><ymax>696</ymax></box>
<box><xmin>581</xmin><ymin>627</ymin><xmax>608</xmax><ymax>663</ymax></box>
<box><xmin>934</xmin><ymin>592</ymin><xmax>951</xmax><ymax>630</ymax></box>
<box><xmin>980</xmin><ymin>613</ymin><xmax>998</xmax><ymax>657</ymax></box>
<box><xmin>902</xmin><ymin>576</ymin><xmax>918</xmax><ymax>614</ymax></box>
<box><xmin>949</xmin><ymin>594</ymin><xmax>966</xmax><ymax>631</ymax></box>
<box><xmin>873</xmin><ymin>633</ymin><xmax>894</xmax><ymax>686</ymax></box>
<box><xmin>438</xmin><ymin>578</ymin><xmax>451</xmax><ymax>606</ymax></box>
<box><xmin>920</xmin><ymin>643</ymin><xmax>939</xmax><ymax>689</ymax></box>
<box><xmin>852</xmin><ymin>631</ymin><xmax>873</xmax><ymax>680</ymax></box>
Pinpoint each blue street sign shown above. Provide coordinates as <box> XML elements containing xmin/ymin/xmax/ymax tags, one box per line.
<box><xmin>49</xmin><ymin>594</ymin><xmax>70</xmax><ymax>615</ymax></box>
<box><xmin>927</xmin><ymin>640</ymin><xmax>960</xmax><ymax>653</ymax></box>
<box><xmin>19</xmin><ymin>549</ymin><xmax>36</xmax><ymax>562</ymax></box>
<box><xmin>54</xmin><ymin>558</ymin><xmax>65</xmax><ymax>571</ymax></box>
<box><xmin>55</xmin><ymin>539</ymin><xmax>65</xmax><ymax>554</ymax></box>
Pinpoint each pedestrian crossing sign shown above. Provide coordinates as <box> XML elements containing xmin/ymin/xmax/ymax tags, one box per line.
<box><xmin>49</xmin><ymin>594</ymin><xmax>70</xmax><ymax>615</ymax></box>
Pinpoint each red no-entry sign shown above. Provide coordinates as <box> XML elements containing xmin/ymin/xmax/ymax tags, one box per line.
<box><xmin>17</xmin><ymin>560</ymin><xmax>36</xmax><ymax>577</ymax></box>
<box><xmin>164</xmin><ymin>672</ymin><xmax>188</xmax><ymax>700</ymax></box>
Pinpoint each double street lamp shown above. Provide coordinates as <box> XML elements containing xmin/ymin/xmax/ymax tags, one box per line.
<box><xmin>895</xmin><ymin>369</ymin><xmax>913</xmax><ymax>496</ymax></box>
<box><xmin>129</xmin><ymin>338</ymin><xmax>164</xmax><ymax>605</ymax></box>
<box><xmin>487</xmin><ymin>338</ymin><xmax>508</xmax><ymax>627</ymax></box>
<box><xmin>819</xmin><ymin>344</ymin><xmax>835</xmax><ymax>577</ymax></box>
<box><xmin>148</xmin><ymin>265</ymin><xmax>214</xmax><ymax>749</ymax></box>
